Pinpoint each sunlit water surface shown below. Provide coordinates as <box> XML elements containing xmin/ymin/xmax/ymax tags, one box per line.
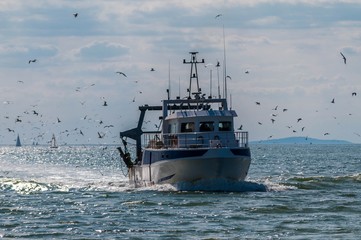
<box><xmin>1</xmin><ymin>144</ymin><xmax>361</xmax><ymax>239</ymax></box>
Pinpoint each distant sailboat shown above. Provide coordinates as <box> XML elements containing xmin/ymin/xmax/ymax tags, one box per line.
<box><xmin>16</xmin><ymin>134</ymin><xmax>21</xmax><ymax>147</ymax></box>
<box><xmin>50</xmin><ymin>134</ymin><xmax>58</xmax><ymax>148</ymax></box>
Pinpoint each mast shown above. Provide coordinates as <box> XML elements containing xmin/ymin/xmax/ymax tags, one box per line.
<box><xmin>183</xmin><ymin>52</ymin><xmax>205</xmax><ymax>99</ymax></box>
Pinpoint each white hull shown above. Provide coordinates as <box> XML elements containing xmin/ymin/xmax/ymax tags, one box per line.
<box><xmin>129</xmin><ymin>148</ymin><xmax>251</xmax><ymax>188</ymax></box>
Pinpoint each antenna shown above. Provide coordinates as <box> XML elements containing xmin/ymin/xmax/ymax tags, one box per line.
<box><xmin>216</xmin><ymin>61</ymin><xmax>221</xmax><ymax>98</ymax></box>
<box><xmin>178</xmin><ymin>76</ymin><xmax>181</xmax><ymax>99</ymax></box>
<box><xmin>209</xmin><ymin>69</ymin><xmax>212</xmax><ymax>99</ymax></box>
<box><xmin>223</xmin><ymin>24</ymin><xmax>227</xmax><ymax>101</ymax></box>
<box><xmin>230</xmin><ymin>92</ymin><xmax>232</xmax><ymax>110</ymax></box>
<box><xmin>168</xmin><ymin>60</ymin><xmax>171</xmax><ymax>100</ymax></box>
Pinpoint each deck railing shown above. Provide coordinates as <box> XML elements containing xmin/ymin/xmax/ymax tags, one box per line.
<box><xmin>143</xmin><ymin>131</ymin><xmax>248</xmax><ymax>149</ymax></box>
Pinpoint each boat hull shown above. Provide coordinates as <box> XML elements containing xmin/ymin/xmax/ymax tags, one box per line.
<box><xmin>128</xmin><ymin>147</ymin><xmax>251</xmax><ymax>188</ymax></box>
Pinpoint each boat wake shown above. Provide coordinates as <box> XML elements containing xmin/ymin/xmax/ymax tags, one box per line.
<box><xmin>171</xmin><ymin>178</ymin><xmax>268</xmax><ymax>192</ymax></box>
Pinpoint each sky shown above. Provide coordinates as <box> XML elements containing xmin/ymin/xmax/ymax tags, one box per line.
<box><xmin>1</xmin><ymin>0</ymin><xmax>361</xmax><ymax>145</ymax></box>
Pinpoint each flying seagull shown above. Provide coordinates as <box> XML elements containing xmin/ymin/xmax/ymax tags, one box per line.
<box><xmin>116</xmin><ymin>71</ymin><xmax>127</xmax><ymax>77</ymax></box>
<box><xmin>331</xmin><ymin>98</ymin><xmax>335</xmax><ymax>104</ymax></box>
<box><xmin>7</xmin><ymin>128</ymin><xmax>15</xmax><ymax>132</ymax></box>
<box><xmin>97</xmin><ymin>132</ymin><xmax>105</xmax><ymax>138</ymax></box>
<box><xmin>73</xmin><ymin>13</ymin><xmax>78</xmax><ymax>18</ymax></box>
<box><xmin>340</xmin><ymin>52</ymin><xmax>346</xmax><ymax>64</ymax></box>
<box><xmin>215</xmin><ymin>14</ymin><xmax>222</xmax><ymax>19</ymax></box>
<box><xmin>352</xmin><ymin>92</ymin><xmax>357</xmax><ymax>96</ymax></box>
<box><xmin>28</xmin><ymin>59</ymin><xmax>37</xmax><ymax>64</ymax></box>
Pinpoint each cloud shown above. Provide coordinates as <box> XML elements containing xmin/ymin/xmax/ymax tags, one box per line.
<box><xmin>76</xmin><ymin>41</ymin><xmax>129</xmax><ymax>60</ymax></box>
<box><xmin>247</xmin><ymin>16</ymin><xmax>282</xmax><ymax>27</ymax></box>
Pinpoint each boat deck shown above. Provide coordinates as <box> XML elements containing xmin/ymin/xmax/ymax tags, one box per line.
<box><xmin>143</xmin><ymin>131</ymin><xmax>248</xmax><ymax>149</ymax></box>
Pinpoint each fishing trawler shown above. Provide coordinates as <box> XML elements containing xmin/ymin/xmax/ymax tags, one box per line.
<box><xmin>118</xmin><ymin>52</ymin><xmax>251</xmax><ymax>190</ymax></box>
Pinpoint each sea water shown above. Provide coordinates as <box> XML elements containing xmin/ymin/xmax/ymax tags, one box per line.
<box><xmin>1</xmin><ymin>144</ymin><xmax>361</xmax><ymax>239</ymax></box>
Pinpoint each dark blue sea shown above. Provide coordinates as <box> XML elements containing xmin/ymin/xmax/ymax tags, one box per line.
<box><xmin>1</xmin><ymin>144</ymin><xmax>361</xmax><ymax>239</ymax></box>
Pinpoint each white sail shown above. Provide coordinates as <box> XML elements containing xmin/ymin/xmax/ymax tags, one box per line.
<box><xmin>16</xmin><ymin>134</ymin><xmax>21</xmax><ymax>147</ymax></box>
<box><xmin>50</xmin><ymin>134</ymin><xmax>58</xmax><ymax>148</ymax></box>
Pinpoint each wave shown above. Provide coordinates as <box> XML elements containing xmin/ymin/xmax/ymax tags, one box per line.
<box><xmin>0</xmin><ymin>178</ymin><xmax>69</xmax><ymax>194</ymax></box>
<box><xmin>287</xmin><ymin>173</ymin><xmax>361</xmax><ymax>190</ymax></box>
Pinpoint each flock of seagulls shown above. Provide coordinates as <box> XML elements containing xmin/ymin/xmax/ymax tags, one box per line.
<box><xmin>7</xmin><ymin>11</ymin><xmax>160</xmax><ymax>146</ymax></box>
<box><xmin>4</xmin><ymin>11</ymin><xmax>357</xmax><ymax>145</ymax></box>
<box><xmin>248</xmin><ymin>50</ymin><xmax>358</xmax><ymax>141</ymax></box>
<box><xmin>4</xmin><ymin>12</ymin><xmax>133</xmax><ymax>145</ymax></box>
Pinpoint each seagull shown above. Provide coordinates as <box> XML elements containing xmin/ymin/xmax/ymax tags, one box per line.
<box><xmin>245</xmin><ymin>70</ymin><xmax>249</xmax><ymax>74</ymax></box>
<box><xmin>215</xmin><ymin>14</ymin><xmax>222</xmax><ymax>19</ymax></box>
<box><xmin>324</xmin><ymin>132</ymin><xmax>330</xmax><ymax>136</ymax></box>
<box><xmin>73</xmin><ymin>13</ymin><xmax>78</xmax><ymax>18</ymax></box>
<box><xmin>97</xmin><ymin>132</ymin><xmax>105</xmax><ymax>138</ymax></box>
<box><xmin>238</xmin><ymin>125</ymin><xmax>243</xmax><ymax>130</ymax></box>
<box><xmin>331</xmin><ymin>98</ymin><xmax>335</xmax><ymax>104</ymax></box>
<box><xmin>103</xmin><ymin>101</ymin><xmax>108</xmax><ymax>106</ymax></box>
<box><xmin>28</xmin><ymin>59</ymin><xmax>37</xmax><ymax>64</ymax></box>
<box><xmin>7</xmin><ymin>128</ymin><xmax>15</xmax><ymax>132</ymax></box>
<box><xmin>116</xmin><ymin>71</ymin><xmax>127</xmax><ymax>77</ymax></box>
<box><xmin>340</xmin><ymin>52</ymin><xmax>346</xmax><ymax>64</ymax></box>
<box><xmin>150</xmin><ymin>68</ymin><xmax>155</xmax><ymax>71</ymax></box>
<box><xmin>255</xmin><ymin>101</ymin><xmax>261</xmax><ymax>105</ymax></box>
<box><xmin>297</xmin><ymin>118</ymin><xmax>302</xmax><ymax>122</ymax></box>
<box><xmin>226</xmin><ymin>75</ymin><xmax>232</xmax><ymax>80</ymax></box>
<box><xmin>352</xmin><ymin>92</ymin><xmax>357</xmax><ymax>96</ymax></box>
<box><xmin>283</xmin><ymin>108</ymin><xmax>288</xmax><ymax>112</ymax></box>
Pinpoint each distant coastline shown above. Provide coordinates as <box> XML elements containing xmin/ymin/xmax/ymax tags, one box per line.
<box><xmin>250</xmin><ymin>136</ymin><xmax>353</xmax><ymax>144</ymax></box>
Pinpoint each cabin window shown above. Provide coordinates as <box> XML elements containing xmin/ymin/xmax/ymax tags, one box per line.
<box><xmin>181</xmin><ymin>122</ymin><xmax>194</xmax><ymax>132</ymax></box>
<box><xmin>219</xmin><ymin>121</ymin><xmax>232</xmax><ymax>131</ymax></box>
<box><xmin>199</xmin><ymin>121</ymin><xmax>214</xmax><ymax>132</ymax></box>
